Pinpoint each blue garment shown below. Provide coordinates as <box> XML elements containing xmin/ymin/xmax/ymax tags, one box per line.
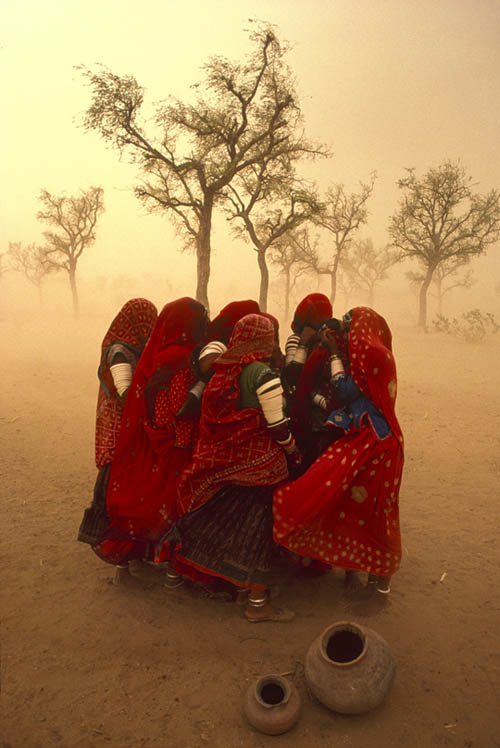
<box><xmin>326</xmin><ymin>374</ymin><xmax>390</xmax><ymax>440</ymax></box>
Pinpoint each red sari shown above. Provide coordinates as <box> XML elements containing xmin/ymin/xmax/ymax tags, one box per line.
<box><xmin>274</xmin><ymin>307</ymin><xmax>404</xmax><ymax>579</ymax></box>
<box><xmin>164</xmin><ymin>314</ymin><xmax>289</xmax><ymax>589</ymax></box>
<box><xmin>205</xmin><ymin>299</ymin><xmax>260</xmax><ymax>343</ymax></box>
<box><xmin>95</xmin><ymin>298</ymin><xmax>157</xmax><ymax>468</ymax></box>
<box><xmin>177</xmin><ymin>314</ymin><xmax>288</xmax><ymax>516</ymax></box>
<box><xmin>94</xmin><ymin>298</ymin><xmax>207</xmax><ymax>564</ymax></box>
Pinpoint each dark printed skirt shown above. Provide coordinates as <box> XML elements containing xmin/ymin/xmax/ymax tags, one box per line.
<box><xmin>77</xmin><ymin>464</ymin><xmax>111</xmax><ymax>545</ymax></box>
<box><xmin>166</xmin><ymin>485</ymin><xmax>277</xmax><ymax>590</ymax></box>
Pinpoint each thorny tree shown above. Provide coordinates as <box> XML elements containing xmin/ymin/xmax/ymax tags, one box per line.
<box><xmin>79</xmin><ymin>24</ymin><xmax>323</xmax><ymax>310</ymax></box>
<box><xmin>340</xmin><ymin>238</ymin><xmax>401</xmax><ymax>307</ymax></box>
<box><xmin>306</xmin><ymin>177</ymin><xmax>375</xmax><ymax>305</ymax></box>
<box><xmin>37</xmin><ymin>186</ymin><xmax>104</xmax><ymax>317</ymax></box>
<box><xmin>389</xmin><ymin>161</ymin><xmax>500</xmax><ymax>328</ymax></box>
<box><xmin>8</xmin><ymin>242</ymin><xmax>55</xmax><ymax>307</ymax></box>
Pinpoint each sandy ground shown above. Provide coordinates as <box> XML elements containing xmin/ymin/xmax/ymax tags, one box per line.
<box><xmin>1</xmin><ymin>313</ymin><xmax>500</xmax><ymax>748</ymax></box>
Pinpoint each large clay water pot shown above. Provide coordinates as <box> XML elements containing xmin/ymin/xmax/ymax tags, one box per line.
<box><xmin>305</xmin><ymin>621</ymin><xmax>395</xmax><ymax>714</ymax></box>
<box><xmin>243</xmin><ymin>674</ymin><xmax>301</xmax><ymax>735</ymax></box>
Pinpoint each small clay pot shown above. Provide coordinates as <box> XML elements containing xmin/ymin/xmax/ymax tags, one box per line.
<box><xmin>305</xmin><ymin>621</ymin><xmax>395</xmax><ymax>714</ymax></box>
<box><xmin>243</xmin><ymin>674</ymin><xmax>301</xmax><ymax>735</ymax></box>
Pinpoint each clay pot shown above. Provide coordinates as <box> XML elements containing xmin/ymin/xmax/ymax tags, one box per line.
<box><xmin>243</xmin><ymin>674</ymin><xmax>301</xmax><ymax>735</ymax></box>
<box><xmin>305</xmin><ymin>621</ymin><xmax>395</xmax><ymax>714</ymax></box>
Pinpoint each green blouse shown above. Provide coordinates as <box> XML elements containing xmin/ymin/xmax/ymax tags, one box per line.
<box><xmin>238</xmin><ymin>361</ymin><xmax>273</xmax><ymax>408</ymax></box>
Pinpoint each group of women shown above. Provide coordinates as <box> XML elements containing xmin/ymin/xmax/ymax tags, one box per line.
<box><xmin>78</xmin><ymin>293</ymin><xmax>404</xmax><ymax>623</ymax></box>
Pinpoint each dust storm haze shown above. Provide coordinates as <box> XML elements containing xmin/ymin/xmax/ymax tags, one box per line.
<box><xmin>2</xmin><ymin>1</ymin><xmax>500</xmax><ymax>746</ymax></box>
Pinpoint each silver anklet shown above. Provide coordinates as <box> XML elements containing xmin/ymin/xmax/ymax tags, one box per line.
<box><xmin>248</xmin><ymin>596</ymin><xmax>267</xmax><ymax>608</ymax></box>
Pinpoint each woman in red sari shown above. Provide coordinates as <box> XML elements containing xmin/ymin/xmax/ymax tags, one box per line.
<box><xmin>162</xmin><ymin>314</ymin><xmax>300</xmax><ymax>621</ymax></box>
<box><xmin>274</xmin><ymin>307</ymin><xmax>404</xmax><ymax>593</ymax></box>
<box><xmin>91</xmin><ymin>297</ymin><xmax>208</xmax><ymax>576</ymax></box>
<box><xmin>78</xmin><ymin>298</ymin><xmax>157</xmax><ymax>546</ymax></box>
<box><xmin>176</xmin><ymin>299</ymin><xmax>261</xmax><ymax>419</ymax></box>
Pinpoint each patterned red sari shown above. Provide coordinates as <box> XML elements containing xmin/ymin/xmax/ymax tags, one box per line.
<box><xmin>176</xmin><ymin>314</ymin><xmax>288</xmax><ymax>517</ymax></box>
<box><xmin>95</xmin><ymin>298</ymin><xmax>157</xmax><ymax>468</ymax></box>
<box><xmin>94</xmin><ymin>298</ymin><xmax>207</xmax><ymax>564</ymax></box>
<box><xmin>273</xmin><ymin>307</ymin><xmax>404</xmax><ymax>578</ymax></box>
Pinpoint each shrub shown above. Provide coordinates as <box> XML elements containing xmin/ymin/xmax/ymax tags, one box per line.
<box><xmin>432</xmin><ymin>309</ymin><xmax>499</xmax><ymax>342</ymax></box>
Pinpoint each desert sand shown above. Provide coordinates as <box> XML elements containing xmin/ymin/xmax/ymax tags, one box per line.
<box><xmin>2</xmin><ymin>311</ymin><xmax>499</xmax><ymax>748</ymax></box>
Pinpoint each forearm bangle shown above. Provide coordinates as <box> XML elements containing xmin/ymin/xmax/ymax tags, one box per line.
<box><xmin>330</xmin><ymin>357</ymin><xmax>345</xmax><ymax>378</ymax></box>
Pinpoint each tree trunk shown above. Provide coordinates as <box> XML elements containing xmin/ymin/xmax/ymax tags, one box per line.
<box><xmin>69</xmin><ymin>268</ymin><xmax>79</xmax><ymax>318</ymax></box>
<box><xmin>330</xmin><ymin>271</ymin><xmax>337</xmax><ymax>307</ymax></box>
<box><xmin>195</xmin><ymin>199</ymin><xmax>213</xmax><ymax>312</ymax></box>
<box><xmin>418</xmin><ymin>266</ymin><xmax>435</xmax><ymax>329</ymax></box>
<box><xmin>37</xmin><ymin>284</ymin><xmax>43</xmax><ymax>309</ymax></box>
<box><xmin>284</xmin><ymin>267</ymin><xmax>291</xmax><ymax>323</ymax></box>
<box><xmin>368</xmin><ymin>284</ymin><xmax>375</xmax><ymax>308</ymax></box>
<box><xmin>436</xmin><ymin>278</ymin><xmax>443</xmax><ymax>315</ymax></box>
<box><xmin>257</xmin><ymin>248</ymin><xmax>269</xmax><ymax>312</ymax></box>
<box><xmin>330</xmin><ymin>250</ymin><xmax>341</xmax><ymax>306</ymax></box>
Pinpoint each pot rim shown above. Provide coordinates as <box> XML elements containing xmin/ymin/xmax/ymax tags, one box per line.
<box><xmin>253</xmin><ymin>674</ymin><xmax>291</xmax><ymax>709</ymax></box>
<box><xmin>319</xmin><ymin>620</ymin><xmax>367</xmax><ymax>667</ymax></box>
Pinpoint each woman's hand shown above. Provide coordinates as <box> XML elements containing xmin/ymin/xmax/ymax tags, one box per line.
<box><xmin>319</xmin><ymin>328</ymin><xmax>339</xmax><ymax>354</ymax></box>
<box><xmin>299</xmin><ymin>325</ymin><xmax>317</xmax><ymax>347</ymax></box>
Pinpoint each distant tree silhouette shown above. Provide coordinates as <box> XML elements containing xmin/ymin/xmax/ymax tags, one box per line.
<box><xmin>79</xmin><ymin>23</ymin><xmax>325</xmax><ymax>310</ymax></box>
<box><xmin>224</xmin><ymin>176</ymin><xmax>322</xmax><ymax>310</ymax></box>
<box><xmin>37</xmin><ymin>186</ymin><xmax>104</xmax><ymax>317</ymax></box>
<box><xmin>298</xmin><ymin>177</ymin><xmax>375</xmax><ymax>305</ymax></box>
<box><xmin>407</xmin><ymin>255</ymin><xmax>475</xmax><ymax>315</ymax></box>
<box><xmin>269</xmin><ymin>231</ymin><xmax>313</xmax><ymax>321</ymax></box>
<box><xmin>389</xmin><ymin>161</ymin><xmax>500</xmax><ymax>328</ymax></box>
<box><xmin>340</xmin><ymin>238</ymin><xmax>401</xmax><ymax>307</ymax></box>
<box><xmin>8</xmin><ymin>242</ymin><xmax>55</xmax><ymax>307</ymax></box>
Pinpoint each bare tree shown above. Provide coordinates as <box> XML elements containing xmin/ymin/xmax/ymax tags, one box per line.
<box><xmin>389</xmin><ymin>161</ymin><xmax>500</xmax><ymax>328</ymax></box>
<box><xmin>224</xmin><ymin>172</ymin><xmax>322</xmax><ymax>309</ymax></box>
<box><xmin>79</xmin><ymin>24</ymin><xmax>326</xmax><ymax>310</ymax></box>
<box><xmin>269</xmin><ymin>231</ymin><xmax>313</xmax><ymax>321</ymax></box>
<box><xmin>309</xmin><ymin>176</ymin><xmax>375</xmax><ymax>305</ymax></box>
<box><xmin>37</xmin><ymin>187</ymin><xmax>104</xmax><ymax>317</ymax></box>
<box><xmin>407</xmin><ymin>255</ymin><xmax>475</xmax><ymax>316</ymax></box>
<box><xmin>340</xmin><ymin>238</ymin><xmax>401</xmax><ymax>307</ymax></box>
<box><xmin>7</xmin><ymin>242</ymin><xmax>56</xmax><ymax>307</ymax></box>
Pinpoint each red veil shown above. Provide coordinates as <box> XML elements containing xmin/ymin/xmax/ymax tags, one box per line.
<box><xmin>274</xmin><ymin>307</ymin><xmax>404</xmax><ymax>578</ymax></box>
<box><xmin>176</xmin><ymin>314</ymin><xmax>288</xmax><ymax>517</ymax></box>
<box><xmin>95</xmin><ymin>298</ymin><xmax>157</xmax><ymax>468</ymax></box>
<box><xmin>205</xmin><ymin>300</ymin><xmax>260</xmax><ymax>343</ymax></box>
<box><xmin>94</xmin><ymin>298</ymin><xmax>207</xmax><ymax>564</ymax></box>
<box><xmin>292</xmin><ymin>293</ymin><xmax>332</xmax><ymax>332</ymax></box>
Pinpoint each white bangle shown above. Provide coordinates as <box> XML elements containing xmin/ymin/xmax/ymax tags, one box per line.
<box><xmin>330</xmin><ymin>357</ymin><xmax>345</xmax><ymax>378</ymax></box>
<box><xmin>110</xmin><ymin>362</ymin><xmax>133</xmax><ymax>396</ymax></box>
<box><xmin>256</xmin><ymin>378</ymin><xmax>287</xmax><ymax>427</ymax></box>
<box><xmin>199</xmin><ymin>340</ymin><xmax>227</xmax><ymax>360</ymax></box>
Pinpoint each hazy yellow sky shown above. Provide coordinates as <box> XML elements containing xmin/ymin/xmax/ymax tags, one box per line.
<box><xmin>2</xmin><ymin>0</ymin><xmax>500</xmax><ymax>303</ymax></box>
